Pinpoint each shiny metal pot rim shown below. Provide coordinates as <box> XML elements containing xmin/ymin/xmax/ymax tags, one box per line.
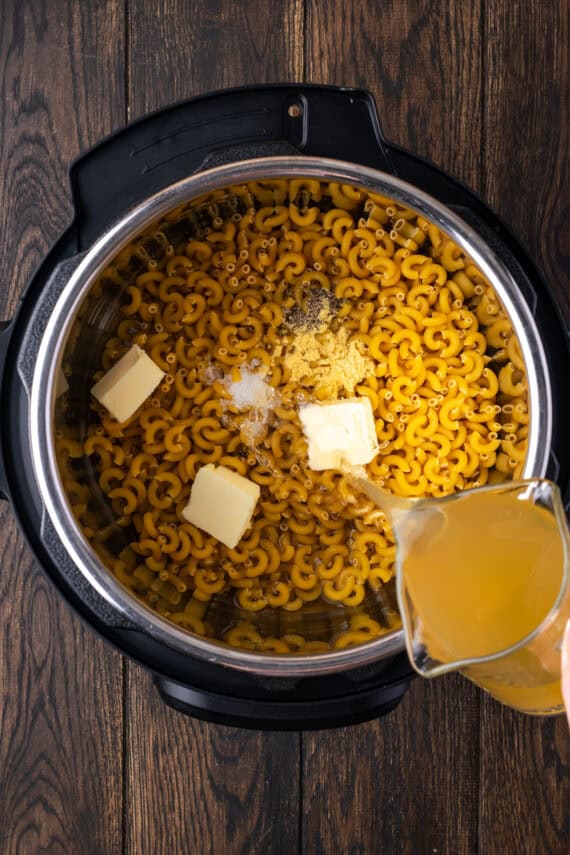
<box><xmin>29</xmin><ymin>157</ymin><xmax>552</xmax><ymax>677</ymax></box>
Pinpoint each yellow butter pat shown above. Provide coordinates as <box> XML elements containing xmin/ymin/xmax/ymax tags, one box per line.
<box><xmin>91</xmin><ymin>344</ymin><xmax>164</xmax><ymax>422</ymax></box>
<box><xmin>182</xmin><ymin>464</ymin><xmax>261</xmax><ymax>549</ymax></box>
<box><xmin>299</xmin><ymin>397</ymin><xmax>379</xmax><ymax>471</ymax></box>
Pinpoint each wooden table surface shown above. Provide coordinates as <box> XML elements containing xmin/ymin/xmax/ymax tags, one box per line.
<box><xmin>0</xmin><ymin>1</ymin><xmax>568</xmax><ymax>852</ymax></box>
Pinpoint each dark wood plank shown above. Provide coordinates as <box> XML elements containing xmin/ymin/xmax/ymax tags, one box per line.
<box><xmin>479</xmin><ymin>2</ymin><xmax>570</xmax><ymax>851</ymax></box>
<box><xmin>126</xmin><ymin>665</ymin><xmax>300</xmax><ymax>855</ymax></box>
<box><xmin>125</xmin><ymin>3</ymin><xmax>303</xmax><ymax>853</ymax></box>
<box><xmin>479</xmin><ymin>703</ymin><xmax>570</xmax><ymax>855</ymax></box>
<box><xmin>303</xmin><ymin>3</ymin><xmax>484</xmax><ymax>852</ymax></box>
<box><xmin>0</xmin><ymin>2</ymin><xmax>126</xmax><ymax>852</ymax></box>
<box><xmin>305</xmin><ymin>0</ymin><xmax>484</xmax><ymax>189</ymax></box>
<box><xmin>128</xmin><ymin>0</ymin><xmax>304</xmax><ymax>119</ymax></box>
<box><xmin>483</xmin><ymin>0</ymin><xmax>569</xmax><ymax>320</ymax></box>
<box><xmin>303</xmin><ymin>676</ymin><xmax>481</xmax><ymax>854</ymax></box>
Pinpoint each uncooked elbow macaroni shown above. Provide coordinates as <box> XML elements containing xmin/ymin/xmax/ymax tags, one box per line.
<box><xmin>56</xmin><ymin>178</ymin><xmax>529</xmax><ymax>652</ymax></box>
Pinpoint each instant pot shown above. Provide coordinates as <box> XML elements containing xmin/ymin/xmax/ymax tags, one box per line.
<box><xmin>1</xmin><ymin>85</ymin><xmax>568</xmax><ymax>729</ymax></box>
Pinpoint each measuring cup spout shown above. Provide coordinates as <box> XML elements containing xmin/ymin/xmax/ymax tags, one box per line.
<box><xmin>392</xmin><ymin>504</ymin><xmax>457</xmax><ymax>677</ymax></box>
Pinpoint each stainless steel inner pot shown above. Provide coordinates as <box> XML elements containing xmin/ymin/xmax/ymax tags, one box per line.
<box><xmin>28</xmin><ymin>157</ymin><xmax>552</xmax><ymax>677</ymax></box>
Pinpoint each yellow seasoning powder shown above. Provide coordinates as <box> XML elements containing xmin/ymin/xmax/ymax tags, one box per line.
<box><xmin>283</xmin><ymin>325</ymin><xmax>374</xmax><ymax>396</ymax></box>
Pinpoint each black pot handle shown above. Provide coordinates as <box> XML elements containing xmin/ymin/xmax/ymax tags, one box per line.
<box><xmin>0</xmin><ymin>254</ymin><xmax>87</xmax><ymax>505</ymax></box>
<box><xmin>69</xmin><ymin>84</ymin><xmax>396</xmax><ymax>248</ymax></box>
<box><xmin>154</xmin><ymin>673</ymin><xmax>409</xmax><ymax>730</ymax></box>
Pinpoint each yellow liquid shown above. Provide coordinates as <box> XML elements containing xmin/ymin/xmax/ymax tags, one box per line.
<box><xmin>389</xmin><ymin>487</ymin><xmax>568</xmax><ymax>714</ymax></box>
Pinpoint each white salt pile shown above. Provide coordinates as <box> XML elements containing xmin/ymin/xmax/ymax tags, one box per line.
<box><xmin>214</xmin><ymin>364</ymin><xmax>280</xmax><ymax>446</ymax></box>
<box><xmin>224</xmin><ymin>366</ymin><xmax>276</xmax><ymax>410</ymax></box>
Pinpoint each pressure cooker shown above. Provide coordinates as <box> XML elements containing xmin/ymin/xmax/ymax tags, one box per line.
<box><xmin>0</xmin><ymin>85</ymin><xmax>568</xmax><ymax>729</ymax></box>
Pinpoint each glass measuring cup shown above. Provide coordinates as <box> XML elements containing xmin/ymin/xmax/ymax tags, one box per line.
<box><xmin>358</xmin><ymin>477</ymin><xmax>570</xmax><ymax>715</ymax></box>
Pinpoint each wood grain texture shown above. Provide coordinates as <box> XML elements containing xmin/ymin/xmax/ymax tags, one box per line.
<box><xmin>0</xmin><ymin>2</ymin><xmax>125</xmax><ymax>853</ymax></box>
<box><xmin>303</xmin><ymin>4</ymin><xmax>484</xmax><ymax>852</ymax></box>
<box><xmin>125</xmin><ymin>666</ymin><xmax>300</xmax><ymax>855</ymax></box>
<box><xmin>305</xmin><ymin>0</ymin><xmax>484</xmax><ymax>190</ymax></box>
<box><xmin>128</xmin><ymin>0</ymin><xmax>304</xmax><ymax>119</ymax></box>
<box><xmin>125</xmin><ymin>4</ymin><xmax>303</xmax><ymax>853</ymax></box>
<box><xmin>0</xmin><ymin>2</ymin><xmax>568</xmax><ymax>853</ymax></box>
<box><xmin>483</xmin><ymin>0</ymin><xmax>569</xmax><ymax>319</ymax></box>
<box><xmin>302</xmin><ymin>677</ymin><xmax>481</xmax><ymax>855</ymax></box>
<box><xmin>479</xmin><ymin>703</ymin><xmax>570</xmax><ymax>855</ymax></box>
<box><xmin>480</xmin><ymin>2</ymin><xmax>570</xmax><ymax>852</ymax></box>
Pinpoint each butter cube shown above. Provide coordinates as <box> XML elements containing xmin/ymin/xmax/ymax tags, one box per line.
<box><xmin>91</xmin><ymin>345</ymin><xmax>164</xmax><ymax>423</ymax></box>
<box><xmin>299</xmin><ymin>397</ymin><xmax>379</xmax><ymax>471</ymax></box>
<box><xmin>182</xmin><ymin>464</ymin><xmax>261</xmax><ymax>549</ymax></box>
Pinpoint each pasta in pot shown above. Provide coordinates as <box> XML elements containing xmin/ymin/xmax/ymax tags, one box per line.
<box><xmin>56</xmin><ymin>178</ymin><xmax>529</xmax><ymax>652</ymax></box>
